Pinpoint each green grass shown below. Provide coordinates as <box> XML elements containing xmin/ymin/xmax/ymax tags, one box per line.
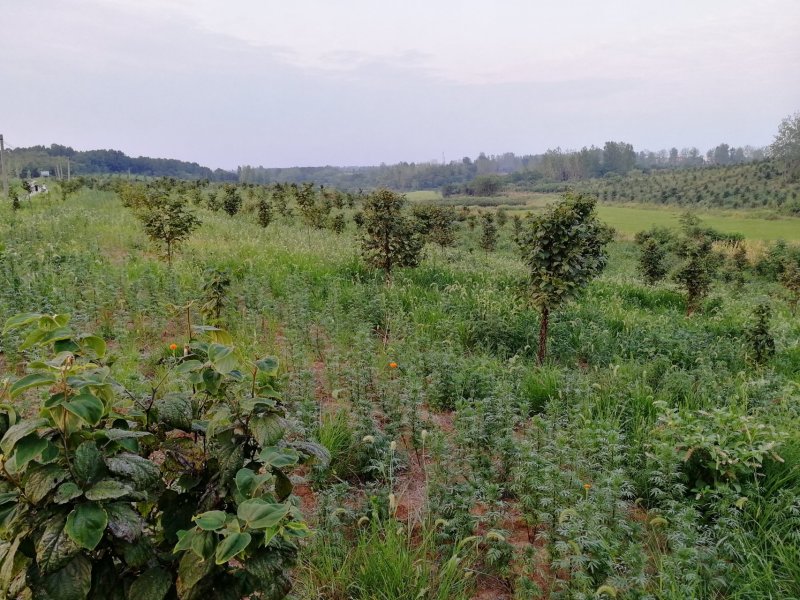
<box><xmin>417</xmin><ymin>190</ymin><xmax>800</xmax><ymax>241</ymax></box>
<box><xmin>1</xmin><ymin>186</ymin><xmax>799</xmax><ymax>599</ymax></box>
<box><xmin>594</xmin><ymin>204</ymin><xmax>800</xmax><ymax>240</ymax></box>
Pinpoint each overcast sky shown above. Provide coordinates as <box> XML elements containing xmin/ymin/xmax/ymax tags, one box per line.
<box><xmin>2</xmin><ymin>0</ymin><xmax>799</xmax><ymax>169</ymax></box>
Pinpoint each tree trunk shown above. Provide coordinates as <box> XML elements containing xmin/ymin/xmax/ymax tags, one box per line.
<box><xmin>537</xmin><ymin>305</ymin><xmax>549</xmax><ymax>365</ymax></box>
<box><xmin>686</xmin><ymin>293</ymin><xmax>695</xmax><ymax>316</ymax></box>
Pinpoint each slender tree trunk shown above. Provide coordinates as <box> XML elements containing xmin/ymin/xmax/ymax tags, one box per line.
<box><xmin>537</xmin><ymin>305</ymin><xmax>549</xmax><ymax>365</ymax></box>
<box><xmin>686</xmin><ymin>293</ymin><xmax>695</xmax><ymax>316</ymax></box>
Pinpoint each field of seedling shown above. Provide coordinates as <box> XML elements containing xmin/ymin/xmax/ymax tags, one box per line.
<box><xmin>0</xmin><ymin>180</ymin><xmax>798</xmax><ymax>599</ymax></box>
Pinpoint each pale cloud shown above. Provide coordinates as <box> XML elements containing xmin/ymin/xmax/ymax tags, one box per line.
<box><xmin>1</xmin><ymin>0</ymin><xmax>798</xmax><ymax>168</ymax></box>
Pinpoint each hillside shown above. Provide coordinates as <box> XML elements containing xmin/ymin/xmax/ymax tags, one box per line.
<box><xmin>573</xmin><ymin>160</ymin><xmax>800</xmax><ymax>214</ymax></box>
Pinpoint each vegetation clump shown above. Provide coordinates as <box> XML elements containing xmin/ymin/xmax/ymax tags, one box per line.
<box><xmin>520</xmin><ymin>191</ymin><xmax>613</xmax><ymax>363</ymax></box>
<box><xmin>0</xmin><ymin>312</ymin><xmax>320</xmax><ymax>599</ymax></box>
<box><xmin>0</xmin><ymin>177</ymin><xmax>798</xmax><ymax>600</ymax></box>
<box><xmin>361</xmin><ymin>189</ymin><xmax>423</xmax><ymax>281</ymax></box>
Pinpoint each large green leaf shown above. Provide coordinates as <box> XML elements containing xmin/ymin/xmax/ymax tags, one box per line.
<box><xmin>214</xmin><ymin>532</ymin><xmax>251</xmax><ymax>565</ymax></box>
<box><xmin>236</xmin><ymin>499</ymin><xmax>289</xmax><ymax>529</ymax></box>
<box><xmin>36</xmin><ymin>512</ymin><xmax>80</xmax><ymax>574</ymax></box>
<box><xmin>66</xmin><ymin>503</ymin><xmax>107</xmax><ymax>550</ymax></box>
<box><xmin>207</xmin><ymin>344</ymin><xmax>237</xmax><ymax>374</ymax></box>
<box><xmin>105</xmin><ymin>502</ymin><xmax>143</xmax><ymax>542</ymax></box>
<box><xmin>200</xmin><ymin>368</ymin><xmax>222</xmax><ymax>394</ymax></box>
<box><xmin>193</xmin><ymin>511</ymin><xmax>226</xmax><ymax>531</ymax></box>
<box><xmin>176</xmin><ymin>551</ymin><xmax>214</xmax><ymax>599</ymax></box>
<box><xmin>215</xmin><ymin>442</ymin><xmax>244</xmax><ymax>488</ymax></box>
<box><xmin>35</xmin><ymin>326</ymin><xmax>75</xmax><ymax>348</ymax></box>
<box><xmin>9</xmin><ymin>373</ymin><xmax>57</xmax><ymax>399</ymax></box>
<box><xmin>78</xmin><ymin>335</ymin><xmax>106</xmax><ymax>358</ymax></box>
<box><xmin>0</xmin><ymin>491</ymin><xmax>18</xmax><ymax>506</ymax></box>
<box><xmin>274</xmin><ymin>469</ymin><xmax>293</xmax><ymax>502</ymax></box>
<box><xmin>193</xmin><ymin>326</ymin><xmax>233</xmax><ymax>346</ymax></box>
<box><xmin>13</xmin><ymin>434</ymin><xmax>49</xmax><ymax>467</ymax></box>
<box><xmin>173</xmin><ymin>529</ymin><xmax>198</xmax><ymax>553</ymax></box>
<box><xmin>74</xmin><ymin>441</ymin><xmax>104</xmax><ymax>485</ymax></box>
<box><xmin>250</xmin><ymin>414</ymin><xmax>283</xmax><ymax>447</ymax></box>
<box><xmin>39</xmin><ymin>554</ymin><xmax>92</xmax><ymax>600</ymax></box>
<box><xmin>53</xmin><ymin>482</ymin><xmax>83</xmax><ymax>504</ymax></box>
<box><xmin>95</xmin><ymin>428</ymin><xmax>152</xmax><ymax>442</ymax></box>
<box><xmin>1</xmin><ymin>418</ymin><xmax>49</xmax><ymax>454</ymax></box>
<box><xmin>190</xmin><ymin>530</ymin><xmax>216</xmax><ymax>561</ymax></box>
<box><xmin>105</xmin><ymin>453</ymin><xmax>160</xmax><ymax>490</ymax></box>
<box><xmin>85</xmin><ymin>479</ymin><xmax>133</xmax><ymax>501</ymax></box>
<box><xmin>25</xmin><ymin>464</ymin><xmax>69</xmax><ymax>504</ymax></box>
<box><xmin>64</xmin><ymin>393</ymin><xmax>105</xmax><ymax>426</ymax></box>
<box><xmin>18</xmin><ymin>327</ymin><xmax>49</xmax><ymax>351</ymax></box>
<box><xmin>258</xmin><ymin>446</ymin><xmax>299</xmax><ymax>468</ymax></box>
<box><xmin>128</xmin><ymin>567</ymin><xmax>173</xmax><ymax>600</ymax></box>
<box><xmin>3</xmin><ymin>312</ymin><xmax>44</xmax><ymax>332</ymax></box>
<box><xmin>234</xmin><ymin>468</ymin><xmax>269</xmax><ymax>499</ymax></box>
<box><xmin>154</xmin><ymin>394</ymin><xmax>193</xmax><ymax>431</ymax></box>
<box><xmin>175</xmin><ymin>360</ymin><xmax>203</xmax><ymax>374</ymax></box>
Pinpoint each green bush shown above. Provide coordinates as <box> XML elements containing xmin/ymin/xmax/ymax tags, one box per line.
<box><xmin>0</xmin><ymin>312</ymin><xmax>326</xmax><ymax>599</ymax></box>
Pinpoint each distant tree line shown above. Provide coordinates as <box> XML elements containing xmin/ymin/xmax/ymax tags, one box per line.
<box><xmin>6</xmin><ymin>144</ymin><xmax>237</xmax><ymax>181</ymax></box>
<box><xmin>4</xmin><ymin>133</ymin><xmax>779</xmax><ymax>193</ymax></box>
<box><xmin>238</xmin><ymin>142</ymin><xmax>767</xmax><ymax>192</ymax></box>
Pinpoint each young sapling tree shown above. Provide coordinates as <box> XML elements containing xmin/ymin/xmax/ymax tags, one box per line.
<box><xmin>361</xmin><ymin>189</ymin><xmax>422</xmax><ymax>283</ymax></box>
<box><xmin>520</xmin><ymin>192</ymin><xmax>613</xmax><ymax>364</ymax></box>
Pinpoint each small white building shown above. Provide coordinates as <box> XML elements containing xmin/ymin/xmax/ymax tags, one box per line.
<box><xmin>40</xmin><ymin>170</ymin><xmax>50</xmax><ymax>177</ymax></box>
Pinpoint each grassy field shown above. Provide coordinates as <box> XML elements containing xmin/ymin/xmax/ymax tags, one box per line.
<box><xmin>594</xmin><ymin>204</ymin><xmax>800</xmax><ymax>240</ymax></box>
<box><xmin>409</xmin><ymin>190</ymin><xmax>800</xmax><ymax>241</ymax></box>
<box><xmin>1</xmin><ymin>187</ymin><xmax>799</xmax><ymax>599</ymax></box>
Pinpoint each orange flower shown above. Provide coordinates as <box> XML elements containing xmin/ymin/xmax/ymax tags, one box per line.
<box><xmin>389</xmin><ymin>362</ymin><xmax>398</xmax><ymax>369</ymax></box>
<box><xmin>169</xmin><ymin>343</ymin><xmax>178</xmax><ymax>351</ymax></box>
<box><xmin>583</xmin><ymin>483</ymin><xmax>592</xmax><ymax>490</ymax></box>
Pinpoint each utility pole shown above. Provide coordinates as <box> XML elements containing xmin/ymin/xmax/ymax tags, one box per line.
<box><xmin>0</xmin><ymin>134</ymin><xmax>8</xmax><ymax>198</ymax></box>
<box><xmin>67</xmin><ymin>157</ymin><xmax>71</xmax><ymax>180</ymax></box>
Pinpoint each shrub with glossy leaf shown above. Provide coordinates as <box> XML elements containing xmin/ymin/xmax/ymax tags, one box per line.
<box><xmin>0</xmin><ymin>312</ymin><xmax>325</xmax><ymax>600</ymax></box>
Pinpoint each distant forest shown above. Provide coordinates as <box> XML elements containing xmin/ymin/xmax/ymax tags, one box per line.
<box><xmin>6</xmin><ymin>140</ymin><xmax>770</xmax><ymax>193</ymax></box>
<box><xmin>238</xmin><ymin>142</ymin><xmax>768</xmax><ymax>191</ymax></box>
<box><xmin>5</xmin><ymin>144</ymin><xmax>237</xmax><ymax>181</ymax></box>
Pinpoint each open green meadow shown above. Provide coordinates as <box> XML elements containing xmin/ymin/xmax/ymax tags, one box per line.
<box><xmin>1</xmin><ymin>186</ymin><xmax>799</xmax><ymax>599</ymax></box>
<box><xmin>409</xmin><ymin>190</ymin><xmax>800</xmax><ymax>241</ymax></box>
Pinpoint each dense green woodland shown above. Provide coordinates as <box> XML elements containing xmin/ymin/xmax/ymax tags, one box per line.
<box><xmin>5</xmin><ymin>144</ymin><xmax>237</xmax><ymax>181</ymax></box>
<box><xmin>3</xmin><ymin>139</ymin><xmax>770</xmax><ymax>192</ymax></box>
<box><xmin>237</xmin><ymin>142</ymin><xmax>764</xmax><ymax>191</ymax></box>
<box><xmin>0</xmin><ymin>180</ymin><xmax>798</xmax><ymax>599</ymax></box>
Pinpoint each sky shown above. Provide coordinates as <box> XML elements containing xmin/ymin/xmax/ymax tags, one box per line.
<box><xmin>2</xmin><ymin>0</ymin><xmax>799</xmax><ymax>169</ymax></box>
